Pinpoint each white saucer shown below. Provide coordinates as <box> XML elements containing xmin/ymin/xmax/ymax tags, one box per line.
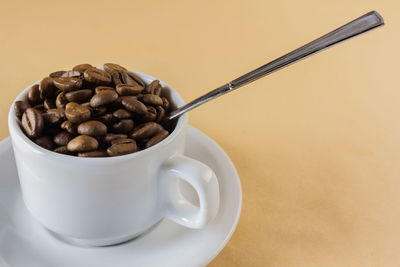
<box><xmin>0</xmin><ymin>126</ymin><xmax>242</xmax><ymax>267</ymax></box>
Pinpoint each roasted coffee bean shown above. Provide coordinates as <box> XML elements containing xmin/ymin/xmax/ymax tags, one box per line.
<box><xmin>145</xmin><ymin>130</ymin><xmax>169</xmax><ymax>148</ymax></box>
<box><xmin>43</xmin><ymin>99</ymin><xmax>56</xmax><ymax>110</ymax></box>
<box><xmin>131</xmin><ymin>122</ymin><xmax>163</xmax><ymax>140</ymax></box>
<box><xmin>78</xmin><ymin>150</ymin><xmax>108</xmax><ymax>157</ymax></box>
<box><xmin>28</xmin><ymin>84</ymin><xmax>42</xmax><ymax>106</ymax></box>
<box><xmin>53</xmin><ymin>77</ymin><xmax>83</xmax><ymax>91</ymax></box>
<box><xmin>122</xmin><ymin>97</ymin><xmax>147</xmax><ymax>115</ymax></box>
<box><xmin>144</xmin><ymin>80</ymin><xmax>160</xmax><ymax>95</ymax></box>
<box><xmin>111</xmin><ymin>119</ymin><xmax>134</xmax><ymax>134</ymax></box>
<box><xmin>39</xmin><ymin>77</ymin><xmax>57</xmax><ymax>99</ymax></box>
<box><xmin>102</xmin><ymin>133</ymin><xmax>127</xmax><ymax>145</ymax></box>
<box><xmin>43</xmin><ymin>108</ymin><xmax>65</xmax><ymax>126</ymax></box>
<box><xmin>65</xmin><ymin>102</ymin><xmax>91</xmax><ymax>124</ymax></box>
<box><xmin>72</xmin><ymin>64</ymin><xmax>93</xmax><ymax>73</ymax></box>
<box><xmin>61</xmin><ymin>70</ymin><xmax>82</xmax><ymax>78</ymax></box>
<box><xmin>141</xmin><ymin>106</ymin><xmax>157</xmax><ymax>122</ymax></box>
<box><xmin>14</xmin><ymin>101</ymin><xmax>30</xmax><ymax>119</ymax></box>
<box><xmin>83</xmin><ymin>68</ymin><xmax>112</xmax><ymax>85</ymax></box>
<box><xmin>162</xmin><ymin>97</ymin><xmax>170</xmax><ymax>110</ymax></box>
<box><xmin>49</xmin><ymin>71</ymin><xmax>66</xmax><ymax>78</ymax></box>
<box><xmin>35</xmin><ymin>136</ymin><xmax>54</xmax><ymax>150</ymax></box>
<box><xmin>33</xmin><ymin>104</ymin><xmax>45</xmax><ymax>113</ymax></box>
<box><xmin>110</xmin><ymin>138</ymin><xmax>136</xmax><ymax>145</ymax></box>
<box><xmin>54</xmin><ymin>145</ymin><xmax>69</xmax><ymax>154</ymax></box>
<box><xmin>141</xmin><ymin>94</ymin><xmax>163</xmax><ymax>106</ymax></box>
<box><xmin>120</xmin><ymin>71</ymin><xmax>137</xmax><ymax>86</ymax></box>
<box><xmin>103</xmin><ymin>63</ymin><xmax>127</xmax><ymax>73</ymax></box>
<box><xmin>94</xmin><ymin>113</ymin><xmax>112</xmax><ymax>124</ymax></box>
<box><xmin>78</xmin><ymin>120</ymin><xmax>107</xmax><ymax>136</ymax></box>
<box><xmin>95</xmin><ymin>86</ymin><xmax>114</xmax><ymax>94</ymax></box>
<box><xmin>61</xmin><ymin>120</ymin><xmax>77</xmax><ymax>134</ymax></box>
<box><xmin>21</xmin><ymin>108</ymin><xmax>44</xmax><ymax>138</ymax></box>
<box><xmin>92</xmin><ymin>106</ymin><xmax>107</xmax><ymax>116</ymax></box>
<box><xmin>112</xmin><ymin>109</ymin><xmax>132</xmax><ymax>120</ymax></box>
<box><xmin>65</xmin><ymin>89</ymin><xmax>93</xmax><ymax>103</ymax></box>
<box><xmin>109</xmin><ymin>71</ymin><xmax>122</xmax><ymax>85</ymax></box>
<box><xmin>116</xmin><ymin>84</ymin><xmax>143</xmax><ymax>96</ymax></box>
<box><xmin>90</xmin><ymin>90</ymin><xmax>118</xmax><ymax>108</ymax></box>
<box><xmin>107</xmin><ymin>142</ymin><xmax>137</xmax><ymax>157</ymax></box>
<box><xmin>126</xmin><ymin>71</ymin><xmax>145</xmax><ymax>88</ymax></box>
<box><xmin>54</xmin><ymin>131</ymin><xmax>74</xmax><ymax>146</ymax></box>
<box><xmin>67</xmin><ymin>135</ymin><xmax>99</xmax><ymax>152</ymax></box>
<box><xmin>56</xmin><ymin>91</ymin><xmax>68</xmax><ymax>109</ymax></box>
<box><xmin>155</xmin><ymin>106</ymin><xmax>165</xmax><ymax>123</ymax></box>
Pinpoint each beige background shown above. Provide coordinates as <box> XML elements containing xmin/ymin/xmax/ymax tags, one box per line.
<box><xmin>0</xmin><ymin>0</ymin><xmax>399</xmax><ymax>266</ymax></box>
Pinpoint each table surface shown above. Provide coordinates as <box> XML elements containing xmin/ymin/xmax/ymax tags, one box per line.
<box><xmin>1</xmin><ymin>1</ymin><xmax>399</xmax><ymax>266</ymax></box>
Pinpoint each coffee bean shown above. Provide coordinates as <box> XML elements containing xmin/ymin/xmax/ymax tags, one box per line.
<box><xmin>43</xmin><ymin>99</ymin><xmax>56</xmax><ymax>110</ymax></box>
<box><xmin>103</xmin><ymin>63</ymin><xmax>127</xmax><ymax>73</ymax></box>
<box><xmin>120</xmin><ymin>71</ymin><xmax>142</xmax><ymax>87</ymax></box>
<box><xmin>102</xmin><ymin>133</ymin><xmax>127</xmax><ymax>145</ymax></box>
<box><xmin>67</xmin><ymin>135</ymin><xmax>99</xmax><ymax>152</ymax></box>
<box><xmin>43</xmin><ymin>108</ymin><xmax>65</xmax><ymax>126</ymax></box>
<box><xmin>65</xmin><ymin>102</ymin><xmax>91</xmax><ymax>124</ymax></box>
<box><xmin>83</xmin><ymin>68</ymin><xmax>112</xmax><ymax>85</ymax></box>
<box><xmin>109</xmin><ymin>71</ymin><xmax>122</xmax><ymax>86</ymax></box>
<box><xmin>112</xmin><ymin>119</ymin><xmax>134</xmax><ymax>134</ymax></box>
<box><xmin>162</xmin><ymin>97</ymin><xmax>170</xmax><ymax>110</ymax></box>
<box><xmin>144</xmin><ymin>80</ymin><xmax>160</xmax><ymax>95</ymax></box>
<box><xmin>110</xmin><ymin>138</ymin><xmax>136</xmax><ymax>145</ymax></box>
<box><xmin>54</xmin><ymin>145</ymin><xmax>70</xmax><ymax>154</ymax></box>
<box><xmin>141</xmin><ymin>106</ymin><xmax>157</xmax><ymax>122</ymax></box>
<box><xmin>94</xmin><ymin>113</ymin><xmax>112</xmax><ymax>125</ymax></box>
<box><xmin>116</xmin><ymin>84</ymin><xmax>143</xmax><ymax>96</ymax></box>
<box><xmin>61</xmin><ymin>120</ymin><xmax>77</xmax><ymax>134</ymax></box>
<box><xmin>35</xmin><ymin>136</ymin><xmax>54</xmax><ymax>150</ymax></box>
<box><xmin>14</xmin><ymin>101</ymin><xmax>30</xmax><ymax>119</ymax></box>
<box><xmin>61</xmin><ymin>70</ymin><xmax>82</xmax><ymax>78</ymax></box>
<box><xmin>21</xmin><ymin>108</ymin><xmax>44</xmax><ymax>138</ymax></box>
<box><xmin>90</xmin><ymin>90</ymin><xmax>118</xmax><ymax>108</ymax></box>
<box><xmin>126</xmin><ymin>71</ymin><xmax>146</xmax><ymax>88</ymax></box>
<box><xmin>54</xmin><ymin>131</ymin><xmax>74</xmax><ymax>146</ymax></box>
<box><xmin>112</xmin><ymin>109</ymin><xmax>132</xmax><ymax>120</ymax></box>
<box><xmin>92</xmin><ymin>106</ymin><xmax>107</xmax><ymax>116</ymax></box>
<box><xmin>95</xmin><ymin>86</ymin><xmax>115</xmax><ymax>94</ymax></box>
<box><xmin>39</xmin><ymin>77</ymin><xmax>58</xmax><ymax>100</ymax></box>
<box><xmin>28</xmin><ymin>84</ymin><xmax>42</xmax><ymax>106</ymax></box>
<box><xmin>65</xmin><ymin>89</ymin><xmax>93</xmax><ymax>103</ymax></box>
<box><xmin>49</xmin><ymin>71</ymin><xmax>66</xmax><ymax>78</ymax></box>
<box><xmin>155</xmin><ymin>106</ymin><xmax>165</xmax><ymax>123</ymax></box>
<box><xmin>72</xmin><ymin>64</ymin><xmax>93</xmax><ymax>73</ymax></box>
<box><xmin>56</xmin><ymin>91</ymin><xmax>68</xmax><ymax>109</ymax></box>
<box><xmin>122</xmin><ymin>97</ymin><xmax>147</xmax><ymax>115</ymax></box>
<box><xmin>78</xmin><ymin>120</ymin><xmax>107</xmax><ymax>136</ymax></box>
<box><xmin>141</xmin><ymin>94</ymin><xmax>163</xmax><ymax>106</ymax></box>
<box><xmin>53</xmin><ymin>77</ymin><xmax>83</xmax><ymax>91</ymax></box>
<box><xmin>145</xmin><ymin>129</ymin><xmax>169</xmax><ymax>148</ymax></box>
<box><xmin>78</xmin><ymin>150</ymin><xmax>108</xmax><ymax>157</ymax></box>
<box><xmin>131</xmin><ymin>122</ymin><xmax>163</xmax><ymax>140</ymax></box>
<box><xmin>107</xmin><ymin>142</ymin><xmax>137</xmax><ymax>157</ymax></box>
<box><xmin>33</xmin><ymin>104</ymin><xmax>46</xmax><ymax>113</ymax></box>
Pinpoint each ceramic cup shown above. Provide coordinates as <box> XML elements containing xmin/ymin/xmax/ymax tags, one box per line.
<box><xmin>8</xmin><ymin>71</ymin><xmax>220</xmax><ymax>246</ymax></box>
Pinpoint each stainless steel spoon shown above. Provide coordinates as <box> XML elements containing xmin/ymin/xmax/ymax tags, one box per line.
<box><xmin>166</xmin><ymin>11</ymin><xmax>384</xmax><ymax>121</ymax></box>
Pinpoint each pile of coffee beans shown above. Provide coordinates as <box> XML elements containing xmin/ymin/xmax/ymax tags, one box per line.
<box><xmin>14</xmin><ymin>63</ymin><xmax>174</xmax><ymax>157</ymax></box>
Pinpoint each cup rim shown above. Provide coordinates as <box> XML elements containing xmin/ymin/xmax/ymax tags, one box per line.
<box><xmin>8</xmin><ymin>70</ymin><xmax>188</xmax><ymax>163</ymax></box>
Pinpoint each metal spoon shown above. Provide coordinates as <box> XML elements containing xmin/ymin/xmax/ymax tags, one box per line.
<box><xmin>166</xmin><ymin>11</ymin><xmax>384</xmax><ymax>121</ymax></box>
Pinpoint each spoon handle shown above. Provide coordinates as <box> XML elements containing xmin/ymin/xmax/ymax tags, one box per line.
<box><xmin>167</xmin><ymin>11</ymin><xmax>384</xmax><ymax>120</ymax></box>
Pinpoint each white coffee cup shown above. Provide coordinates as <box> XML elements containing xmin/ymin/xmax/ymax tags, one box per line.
<box><xmin>8</xmin><ymin>71</ymin><xmax>219</xmax><ymax>246</ymax></box>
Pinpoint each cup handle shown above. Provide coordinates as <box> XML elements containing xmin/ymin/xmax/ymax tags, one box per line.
<box><xmin>160</xmin><ymin>154</ymin><xmax>220</xmax><ymax>229</ymax></box>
